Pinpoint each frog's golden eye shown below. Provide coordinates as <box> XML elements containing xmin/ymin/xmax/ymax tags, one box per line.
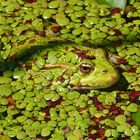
<box><xmin>79</xmin><ymin>63</ymin><xmax>93</xmax><ymax>74</ymax></box>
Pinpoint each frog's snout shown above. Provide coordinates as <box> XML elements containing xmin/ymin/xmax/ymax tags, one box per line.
<box><xmin>106</xmin><ymin>71</ymin><xmax>120</xmax><ymax>86</ymax></box>
<box><xmin>79</xmin><ymin>68</ymin><xmax>120</xmax><ymax>89</ymax></box>
<box><xmin>100</xmin><ymin>68</ymin><xmax>120</xmax><ymax>88</ymax></box>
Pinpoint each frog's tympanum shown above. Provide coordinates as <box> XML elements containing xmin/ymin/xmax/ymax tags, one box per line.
<box><xmin>7</xmin><ymin>38</ymin><xmax>119</xmax><ymax>90</ymax></box>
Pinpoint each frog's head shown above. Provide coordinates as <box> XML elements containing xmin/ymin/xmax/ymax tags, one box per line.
<box><xmin>11</xmin><ymin>36</ymin><xmax>119</xmax><ymax>90</ymax></box>
<box><xmin>69</xmin><ymin>48</ymin><xmax>119</xmax><ymax>89</ymax></box>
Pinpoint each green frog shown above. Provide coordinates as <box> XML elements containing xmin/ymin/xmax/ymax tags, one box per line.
<box><xmin>0</xmin><ymin>37</ymin><xmax>125</xmax><ymax>140</ymax></box>
<box><xmin>4</xmin><ymin>36</ymin><xmax>120</xmax><ymax>90</ymax></box>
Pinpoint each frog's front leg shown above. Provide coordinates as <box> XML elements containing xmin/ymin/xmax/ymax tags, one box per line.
<box><xmin>108</xmin><ymin>52</ymin><xmax>128</xmax><ymax>71</ymax></box>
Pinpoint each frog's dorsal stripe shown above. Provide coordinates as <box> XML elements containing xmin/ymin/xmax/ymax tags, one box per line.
<box><xmin>10</xmin><ymin>36</ymin><xmax>64</xmax><ymax>59</ymax></box>
<box><xmin>10</xmin><ymin>35</ymin><xmax>102</xmax><ymax>60</ymax></box>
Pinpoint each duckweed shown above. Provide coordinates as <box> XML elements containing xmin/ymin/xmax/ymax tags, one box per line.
<box><xmin>16</xmin><ymin>116</ymin><xmax>27</xmax><ymax>123</ymax></box>
<box><xmin>56</xmin><ymin>17</ymin><xmax>70</xmax><ymax>26</ymax></box>
<box><xmin>16</xmin><ymin>131</ymin><xmax>26</xmax><ymax>139</ymax></box>
<box><xmin>13</xmin><ymin>70</ymin><xmax>25</xmax><ymax>79</ymax></box>
<box><xmin>127</xmin><ymin>103</ymin><xmax>138</xmax><ymax>112</ymax></box>
<box><xmin>111</xmin><ymin>129</ymin><xmax>120</xmax><ymax>138</ymax></box>
<box><xmin>0</xmin><ymin>1</ymin><xmax>140</xmax><ymax>140</ymax></box>
<box><xmin>32</xmin><ymin>19</ymin><xmax>43</xmax><ymax>32</ymax></box>
<box><xmin>67</xmin><ymin>134</ymin><xmax>79</xmax><ymax>140</ymax></box>
<box><xmin>0</xmin><ymin>84</ymin><xmax>12</xmax><ymax>97</ymax></box>
<box><xmin>35</xmin><ymin>56</ymin><xmax>45</xmax><ymax>69</ymax></box>
<box><xmin>67</xmin><ymin>91</ymin><xmax>80</xmax><ymax>100</ymax></box>
<box><xmin>115</xmin><ymin>115</ymin><xmax>126</xmax><ymax>124</ymax></box>
<box><xmin>16</xmin><ymin>101</ymin><xmax>27</xmax><ymax>109</ymax></box>
<box><xmin>131</xmin><ymin>135</ymin><xmax>140</xmax><ymax>140</ymax></box>
<box><xmin>12</xmin><ymin>92</ymin><xmax>24</xmax><ymax>100</ymax></box>
<box><xmin>44</xmin><ymin>92</ymin><xmax>55</xmax><ymax>100</ymax></box>
<box><xmin>0</xmin><ymin>77</ymin><xmax>12</xmax><ymax>84</ymax></box>
<box><xmin>48</xmin><ymin>1</ymin><xmax>60</xmax><ymax>9</ymax></box>
<box><xmin>41</xmin><ymin>127</ymin><xmax>51</xmax><ymax>137</ymax></box>
<box><xmin>125</xmin><ymin>128</ymin><xmax>133</xmax><ymax>136</ymax></box>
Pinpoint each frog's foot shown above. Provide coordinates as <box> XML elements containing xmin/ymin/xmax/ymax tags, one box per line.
<box><xmin>108</xmin><ymin>52</ymin><xmax>128</xmax><ymax>71</ymax></box>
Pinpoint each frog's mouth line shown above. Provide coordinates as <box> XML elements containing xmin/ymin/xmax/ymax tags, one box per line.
<box><xmin>68</xmin><ymin>83</ymin><xmax>114</xmax><ymax>90</ymax></box>
<box><xmin>69</xmin><ymin>74</ymin><xmax>120</xmax><ymax>90</ymax></box>
<box><xmin>69</xmin><ymin>85</ymin><xmax>113</xmax><ymax>90</ymax></box>
<box><xmin>69</xmin><ymin>82</ymin><xmax>118</xmax><ymax>90</ymax></box>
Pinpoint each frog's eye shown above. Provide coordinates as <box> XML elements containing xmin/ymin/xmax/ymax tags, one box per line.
<box><xmin>79</xmin><ymin>63</ymin><xmax>93</xmax><ymax>74</ymax></box>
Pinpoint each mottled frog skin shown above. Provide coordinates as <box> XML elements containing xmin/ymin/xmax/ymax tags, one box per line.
<box><xmin>8</xmin><ymin>37</ymin><xmax>120</xmax><ymax>89</ymax></box>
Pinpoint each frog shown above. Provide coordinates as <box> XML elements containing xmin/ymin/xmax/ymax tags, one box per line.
<box><xmin>0</xmin><ymin>37</ymin><xmax>121</xmax><ymax>140</ymax></box>
<box><xmin>3</xmin><ymin>36</ymin><xmax>120</xmax><ymax>90</ymax></box>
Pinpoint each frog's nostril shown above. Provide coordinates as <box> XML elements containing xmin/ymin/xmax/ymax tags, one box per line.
<box><xmin>103</xmin><ymin>70</ymin><xmax>108</xmax><ymax>73</ymax></box>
